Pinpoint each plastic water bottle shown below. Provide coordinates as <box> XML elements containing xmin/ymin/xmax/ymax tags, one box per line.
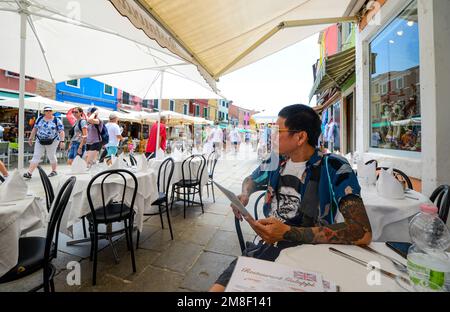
<box><xmin>407</xmin><ymin>204</ymin><xmax>450</xmax><ymax>290</ymax></box>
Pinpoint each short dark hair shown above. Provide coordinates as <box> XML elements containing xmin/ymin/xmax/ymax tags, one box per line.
<box><xmin>278</xmin><ymin>104</ymin><xmax>321</xmax><ymax>147</ymax></box>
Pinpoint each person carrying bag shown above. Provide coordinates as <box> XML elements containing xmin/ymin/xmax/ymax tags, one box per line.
<box><xmin>23</xmin><ymin>106</ymin><xmax>65</xmax><ymax>179</ymax></box>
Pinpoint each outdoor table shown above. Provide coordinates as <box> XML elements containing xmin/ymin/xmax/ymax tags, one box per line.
<box><xmin>351</xmin><ymin>187</ymin><xmax>431</xmax><ymax>242</ymax></box>
<box><xmin>148</xmin><ymin>157</ymin><xmax>209</xmax><ymax>189</ymax></box>
<box><xmin>275</xmin><ymin>243</ymin><xmax>407</xmax><ymax>292</ymax></box>
<box><xmin>57</xmin><ymin>169</ymin><xmax>158</xmax><ymax>240</ymax></box>
<box><xmin>0</xmin><ymin>196</ymin><xmax>47</xmax><ymax>277</ymax></box>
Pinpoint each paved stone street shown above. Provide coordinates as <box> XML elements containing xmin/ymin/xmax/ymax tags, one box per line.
<box><xmin>0</xmin><ymin>145</ymin><xmax>262</xmax><ymax>292</ymax></box>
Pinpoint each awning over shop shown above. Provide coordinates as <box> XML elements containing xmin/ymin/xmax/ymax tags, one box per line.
<box><xmin>111</xmin><ymin>0</ymin><xmax>363</xmax><ymax>79</ymax></box>
<box><xmin>0</xmin><ymin>96</ymin><xmax>75</xmax><ymax>112</ymax></box>
<box><xmin>0</xmin><ymin>91</ymin><xmax>33</xmax><ymax>100</ymax></box>
<box><xmin>309</xmin><ymin>47</ymin><xmax>356</xmax><ymax>101</ymax></box>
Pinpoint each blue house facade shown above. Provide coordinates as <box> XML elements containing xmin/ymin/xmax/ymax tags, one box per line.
<box><xmin>56</xmin><ymin>78</ymin><xmax>118</xmax><ymax>110</ymax></box>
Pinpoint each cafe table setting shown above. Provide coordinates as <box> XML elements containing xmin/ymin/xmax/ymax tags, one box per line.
<box><xmin>57</xmin><ymin>156</ymin><xmax>158</xmax><ymax>238</ymax></box>
<box><xmin>275</xmin><ymin>242</ymin><xmax>412</xmax><ymax>292</ymax></box>
<box><xmin>0</xmin><ymin>170</ymin><xmax>47</xmax><ymax>277</ymax></box>
<box><xmin>344</xmin><ymin>163</ymin><xmax>431</xmax><ymax>242</ymax></box>
<box><xmin>148</xmin><ymin>149</ymin><xmax>208</xmax><ymax>189</ymax></box>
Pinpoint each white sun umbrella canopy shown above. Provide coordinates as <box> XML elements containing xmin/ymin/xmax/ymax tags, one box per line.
<box><xmin>0</xmin><ymin>0</ymin><xmax>215</xmax><ymax>169</ymax></box>
<box><xmin>0</xmin><ymin>96</ymin><xmax>75</xmax><ymax>113</ymax></box>
<box><xmin>93</xmin><ymin>64</ymin><xmax>223</xmax><ymax>100</ymax></box>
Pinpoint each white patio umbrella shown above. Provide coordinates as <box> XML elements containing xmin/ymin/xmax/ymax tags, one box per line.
<box><xmin>0</xmin><ymin>96</ymin><xmax>75</xmax><ymax>113</ymax></box>
<box><xmin>0</xmin><ymin>0</ymin><xmax>216</xmax><ymax>169</ymax></box>
<box><xmin>93</xmin><ymin>65</ymin><xmax>224</xmax><ymax>157</ymax></box>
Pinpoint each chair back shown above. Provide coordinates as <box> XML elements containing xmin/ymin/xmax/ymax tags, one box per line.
<box><xmin>43</xmin><ymin>176</ymin><xmax>76</xmax><ymax>291</ymax></box>
<box><xmin>207</xmin><ymin>151</ymin><xmax>219</xmax><ymax>179</ymax></box>
<box><xmin>235</xmin><ymin>192</ymin><xmax>266</xmax><ymax>253</ymax></box>
<box><xmin>0</xmin><ymin>142</ymin><xmax>8</xmax><ymax>155</ymax></box>
<box><xmin>181</xmin><ymin>154</ymin><xmax>206</xmax><ymax>183</ymax></box>
<box><xmin>86</xmin><ymin>169</ymin><xmax>138</xmax><ymax>223</ymax></box>
<box><xmin>0</xmin><ymin>175</ymin><xmax>4</xmax><ymax>183</ymax></box>
<box><xmin>157</xmin><ymin>157</ymin><xmax>174</xmax><ymax>194</ymax></box>
<box><xmin>129</xmin><ymin>154</ymin><xmax>137</xmax><ymax>166</ymax></box>
<box><xmin>146</xmin><ymin>152</ymin><xmax>155</xmax><ymax>161</ymax></box>
<box><xmin>430</xmin><ymin>185</ymin><xmax>450</xmax><ymax>224</ymax></box>
<box><xmin>38</xmin><ymin>166</ymin><xmax>55</xmax><ymax>212</ymax></box>
<box><xmin>376</xmin><ymin>167</ymin><xmax>413</xmax><ymax>190</ymax></box>
<box><xmin>365</xmin><ymin>159</ymin><xmax>378</xmax><ymax>167</ymax></box>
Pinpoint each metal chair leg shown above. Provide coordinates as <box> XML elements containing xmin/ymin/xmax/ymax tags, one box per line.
<box><xmin>128</xmin><ymin>218</ymin><xmax>137</xmax><ymax>273</ymax></box>
<box><xmin>165</xmin><ymin>201</ymin><xmax>174</xmax><ymax>240</ymax></box>
<box><xmin>92</xmin><ymin>228</ymin><xmax>99</xmax><ymax>286</ymax></box>
<box><xmin>158</xmin><ymin>205</ymin><xmax>164</xmax><ymax>229</ymax></box>
<box><xmin>136</xmin><ymin>230</ymin><xmax>140</xmax><ymax>249</ymax></box>
<box><xmin>212</xmin><ymin>183</ymin><xmax>216</xmax><ymax>203</ymax></box>
<box><xmin>199</xmin><ymin>186</ymin><xmax>204</xmax><ymax>214</ymax></box>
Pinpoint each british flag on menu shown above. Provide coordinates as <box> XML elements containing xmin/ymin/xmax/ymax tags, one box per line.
<box><xmin>225</xmin><ymin>257</ymin><xmax>338</xmax><ymax>292</ymax></box>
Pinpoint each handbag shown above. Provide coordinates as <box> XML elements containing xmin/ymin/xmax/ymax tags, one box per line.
<box><xmin>37</xmin><ymin>136</ymin><xmax>57</xmax><ymax>145</ymax></box>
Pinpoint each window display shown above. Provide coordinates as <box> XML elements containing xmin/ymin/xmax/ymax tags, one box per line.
<box><xmin>369</xmin><ymin>0</ymin><xmax>421</xmax><ymax>152</ymax></box>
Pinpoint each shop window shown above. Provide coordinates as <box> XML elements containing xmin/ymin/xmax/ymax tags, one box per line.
<box><xmin>66</xmin><ymin>79</ymin><xmax>80</xmax><ymax>88</ymax></box>
<box><xmin>369</xmin><ymin>0</ymin><xmax>420</xmax><ymax>152</ymax></box>
<box><xmin>104</xmin><ymin>84</ymin><xmax>114</xmax><ymax>96</ymax></box>
<box><xmin>122</xmin><ymin>91</ymin><xmax>130</xmax><ymax>104</ymax></box>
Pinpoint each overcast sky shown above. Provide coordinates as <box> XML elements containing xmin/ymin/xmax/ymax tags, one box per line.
<box><xmin>217</xmin><ymin>33</ymin><xmax>320</xmax><ymax>115</ymax></box>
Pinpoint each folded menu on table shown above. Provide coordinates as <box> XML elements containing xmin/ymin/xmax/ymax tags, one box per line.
<box><xmin>225</xmin><ymin>257</ymin><xmax>338</xmax><ymax>292</ymax></box>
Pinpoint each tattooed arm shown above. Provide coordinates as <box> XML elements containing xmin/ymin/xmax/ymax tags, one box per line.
<box><xmin>248</xmin><ymin>195</ymin><xmax>372</xmax><ymax>246</ymax></box>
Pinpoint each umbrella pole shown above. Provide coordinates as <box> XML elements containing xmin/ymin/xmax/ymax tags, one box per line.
<box><xmin>18</xmin><ymin>9</ymin><xmax>27</xmax><ymax>170</ymax></box>
<box><xmin>156</xmin><ymin>70</ymin><xmax>164</xmax><ymax>156</ymax></box>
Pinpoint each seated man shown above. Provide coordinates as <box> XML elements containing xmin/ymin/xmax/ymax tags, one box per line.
<box><xmin>210</xmin><ymin>104</ymin><xmax>372</xmax><ymax>292</ymax></box>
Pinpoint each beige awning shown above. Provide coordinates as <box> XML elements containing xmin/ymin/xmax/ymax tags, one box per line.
<box><xmin>309</xmin><ymin>47</ymin><xmax>356</xmax><ymax>101</ymax></box>
<box><xmin>109</xmin><ymin>0</ymin><xmax>364</xmax><ymax>80</ymax></box>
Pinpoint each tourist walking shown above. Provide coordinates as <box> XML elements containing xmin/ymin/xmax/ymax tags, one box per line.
<box><xmin>105</xmin><ymin>113</ymin><xmax>123</xmax><ymax>164</ymax></box>
<box><xmin>85</xmin><ymin>107</ymin><xmax>103</xmax><ymax>167</ymax></box>
<box><xmin>67</xmin><ymin>107</ymin><xmax>87</xmax><ymax>165</ymax></box>
<box><xmin>23</xmin><ymin>106</ymin><xmax>65</xmax><ymax>179</ymax></box>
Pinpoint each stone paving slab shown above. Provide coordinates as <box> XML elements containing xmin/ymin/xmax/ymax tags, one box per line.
<box><xmin>181</xmin><ymin>251</ymin><xmax>236</xmax><ymax>292</ymax></box>
<box><xmin>151</xmin><ymin>241</ymin><xmax>203</xmax><ymax>273</ymax></box>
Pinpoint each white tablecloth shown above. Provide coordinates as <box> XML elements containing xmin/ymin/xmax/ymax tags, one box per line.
<box><xmin>337</xmin><ymin>186</ymin><xmax>431</xmax><ymax>242</ymax></box>
<box><xmin>58</xmin><ymin>169</ymin><xmax>158</xmax><ymax>237</ymax></box>
<box><xmin>276</xmin><ymin>243</ymin><xmax>408</xmax><ymax>292</ymax></box>
<box><xmin>0</xmin><ymin>196</ymin><xmax>47</xmax><ymax>277</ymax></box>
<box><xmin>148</xmin><ymin>157</ymin><xmax>209</xmax><ymax>189</ymax></box>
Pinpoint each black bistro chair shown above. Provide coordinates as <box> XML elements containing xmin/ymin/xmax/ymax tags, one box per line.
<box><xmin>0</xmin><ymin>177</ymin><xmax>76</xmax><ymax>292</ymax></box>
<box><xmin>376</xmin><ymin>167</ymin><xmax>414</xmax><ymax>190</ymax></box>
<box><xmin>171</xmin><ymin>154</ymin><xmax>207</xmax><ymax>218</ymax></box>
<box><xmin>137</xmin><ymin>157</ymin><xmax>175</xmax><ymax>248</ymax></box>
<box><xmin>38</xmin><ymin>166</ymin><xmax>88</xmax><ymax>238</ymax></box>
<box><xmin>37</xmin><ymin>166</ymin><xmax>55</xmax><ymax>212</ymax></box>
<box><xmin>129</xmin><ymin>154</ymin><xmax>137</xmax><ymax>167</ymax></box>
<box><xmin>86</xmin><ymin>169</ymin><xmax>138</xmax><ymax>285</ymax></box>
<box><xmin>365</xmin><ymin>159</ymin><xmax>378</xmax><ymax>167</ymax></box>
<box><xmin>205</xmin><ymin>151</ymin><xmax>219</xmax><ymax>202</ymax></box>
<box><xmin>235</xmin><ymin>192</ymin><xmax>266</xmax><ymax>253</ymax></box>
<box><xmin>430</xmin><ymin>185</ymin><xmax>450</xmax><ymax>224</ymax></box>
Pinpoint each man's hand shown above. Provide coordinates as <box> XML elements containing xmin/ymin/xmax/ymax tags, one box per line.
<box><xmin>28</xmin><ymin>137</ymin><xmax>33</xmax><ymax>147</ymax></box>
<box><xmin>59</xmin><ymin>141</ymin><xmax>65</xmax><ymax>150</ymax></box>
<box><xmin>231</xmin><ymin>194</ymin><xmax>249</xmax><ymax>221</ymax></box>
<box><xmin>247</xmin><ymin>217</ymin><xmax>290</xmax><ymax>245</ymax></box>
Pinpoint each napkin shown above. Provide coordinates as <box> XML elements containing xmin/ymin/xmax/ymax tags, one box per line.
<box><xmin>171</xmin><ymin>148</ymin><xmax>183</xmax><ymax>161</ymax></box>
<box><xmin>376</xmin><ymin>168</ymin><xmax>405</xmax><ymax>199</ymax></box>
<box><xmin>155</xmin><ymin>148</ymin><xmax>165</xmax><ymax>160</ymax></box>
<box><xmin>357</xmin><ymin>160</ymin><xmax>377</xmax><ymax>185</ymax></box>
<box><xmin>71</xmin><ymin>156</ymin><xmax>87</xmax><ymax>174</ymax></box>
<box><xmin>0</xmin><ymin>169</ymin><xmax>28</xmax><ymax>202</ymax></box>
<box><xmin>137</xmin><ymin>153</ymin><xmax>148</xmax><ymax>172</ymax></box>
<box><xmin>109</xmin><ymin>154</ymin><xmax>126</xmax><ymax>169</ymax></box>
